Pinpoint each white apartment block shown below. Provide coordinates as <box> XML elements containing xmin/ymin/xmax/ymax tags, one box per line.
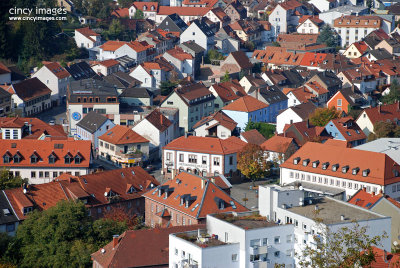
<box><xmin>169</xmin><ymin>211</ymin><xmax>295</xmax><ymax>268</ymax></box>
<box><xmin>258</xmin><ymin>185</ymin><xmax>392</xmax><ymax>266</ymax></box>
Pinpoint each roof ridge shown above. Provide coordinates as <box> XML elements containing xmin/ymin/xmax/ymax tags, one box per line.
<box><xmin>196</xmin><ymin>178</ymin><xmax>209</xmax><ymax>219</ymax></box>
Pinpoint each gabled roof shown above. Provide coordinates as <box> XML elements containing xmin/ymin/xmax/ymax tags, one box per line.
<box><xmin>287</xmin><ymin>102</ymin><xmax>317</xmax><ymax>120</ymax></box>
<box><xmin>281</xmin><ymin>120</ymin><xmax>329</xmax><ymax>146</ymax></box>
<box><xmin>227</xmin><ymin>51</ymin><xmax>253</xmax><ymax>70</ymax></box>
<box><xmin>0</xmin><ymin>62</ymin><xmax>11</xmax><ymax>75</ymax></box>
<box><xmin>132</xmin><ymin>2</ymin><xmax>158</xmax><ymax>12</ymax></box>
<box><xmin>281</xmin><ymin>142</ymin><xmax>400</xmax><ymax>186</ymax></box>
<box><xmin>0</xmin><ymin>191</ymin><xmax>20</xmax><ymax>225</ymax></box>
<box><xmin>366</xmin><ymin>247</ymin><xmax>400</xmax><ymax>267</ymax></box>
<box><xmin>222</xmin><ymin>95</ymin><xmax>268</xmax><ymax>112</ymax></box>
<box><xmin>249</xmin><ymin>86</ymin><xmax>288</xmax><ymax>105</ymax></box>
<box><xmin>298</xmin><ymin>15</ymin><xmax>323</xmax><ymax>26</ymax></box>
<box><xmin>279</xmin><ymin>0</ymin><xmax>302</xmax><ymax>11</ymax></box>
<box><xmin>360</xmin><ymin>102</ymin><xmax>400</xmax><ymax>126</ymax></box>
<box><xmin>367</xmin><ymin>48</ymin><xmax>392</xmax><ymax>60</ymax></box>
<box><xmin>99</xmin><ymin>125</ymin><xmax>149</xmax><ymax>145</ymax></box>
<box><xmin>76</xmin><ymin>111</ymin><xmax>109</xmax><ymax>134</ymax></box>
<box><xmin>143</xmin><ymin>172</ymin><xmax>248</xmax><ymax>219</ymax></box>
<box><xmin>163</xmin><ymin>136</ymin><xmax>246</xmax><ymax>154</ymax></box>
<box><xmin>165</xmin><ymin>47</ymin><xmax>193</xmax><ymax>61</ymax></box>
<box><xmin>211</xmin><ymin>80</ymin><xmax>246</xmax><ymax>103</ymax></box>
<box><xmin>334</xmin><ymin>15</ymin><xmax>383</xmax><ymax>28</ymax></box>
<box><xmin>261</xmin><ymin>135</ymin><xmax>294</xmax><ymax>153</ymax></box>
<box><xmin>348</xmin><ymin>188</ymin><xmax>383</xmax><ymax>209</ymax></box>
<box><xmin>144</xmin><ymin>109</ymin><xmax>172</xmax><ymax>132</ymax></box>
<box><xmin>75</xmin><ymin>27</ymin><xmax>99</xmax><ymax>38</ymax></box>
<box><xmin>171</xmin><ymin>83</ymin><xmax>215</xmax><ymax>106</ymax></box>
<box><xmin>193</xmin><ymin>111</ymin><xmax>237</xmax><ymax>131</ymax></box>
<box><xmin>91</xmin><ymin>225</ymin><xmax>205</xmax><ymax>268</ymax></box>
<box><xmin>65</xmin><ymin>61</ymin><xmax>97</xmax><ymax>80</ymax></box>
<box><xmin>285</xmin><ymin>87</ymin><xmax>316</xmax><ymax>104</ymax></box>
<box><xmin>189</xmin><ymin>19</ymin><xmax>215</xmax><ymax>37</ymax></box>
<box><xmin>12</xmin><ymin>78</ymin><xmax>51</xmax><ymax>102</ymax></box>
<box><xmin>158</xmin><ymin>6</ymin><xmax>211</xmax><ymax>16</ymax></box>
<box><xmin>349</xmin><ymin>41</ymin><xmax>369</xmax><ymax>54</ymax></box>
<box><xmin>305</xmin><ymin>81</ymin><xmax>329</xmax><ymax>95</ymax></box>
<box><xmin>241</xmin><ymin>129</ymin><xmax>266</xmax><ymax>145</ymax></box>
<box><xmin>43</xmin><ymin>62</ymin><xmax>71</xmax><ymax>79</ymax></box>
<box><xmin>119</xmin><ymin>87</ymin><xmax>152</xmax><ymax>99</ymax></box>
<box><xmin>96</xmin><ymin>59</ymin><xmax>119</xmax><ymax>68</ymax></box>
<box><xmin>0</xmin><ymin>138</ymin><xmax>91</xmax><ymax>168</ymax></box>
<box><xmin>327</xmin><ymin>117</ymin><xmax>367</xmax><ymax>143</ymax></box>
<box><xmin>78</xmin><ymin>167</ymin><xmax>159</xmax><ymax>206</ymax></box>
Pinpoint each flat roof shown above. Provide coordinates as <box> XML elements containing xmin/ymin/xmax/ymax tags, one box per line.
<box><xmin>213</xmin><ymin>212</ymin><xmax>278</xmax><ymax>229</ymax></box>
<box><xmin>175</xmin><ymin>230</ymin><xmax>227</xmax><ymax>248</ymax></box>
<box><xmin>286</xmin><ymin>197</ymin><xmax>383</xmax><ymax>225</ymax></box>
<box><xmin>354</xmin><ymin>138</ymin><xmax>400</xmax><ymax>165</ymax></box>
<box><xmin>286</xmin><ymin>181</ymin><xmax>345</xmax><ymax>196</ymax></box>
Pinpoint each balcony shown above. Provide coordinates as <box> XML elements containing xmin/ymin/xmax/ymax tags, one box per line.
<box><xmin>249</xmin><ymin>245</ymin><xmax>271</xmax><ymax>255</ymax></box>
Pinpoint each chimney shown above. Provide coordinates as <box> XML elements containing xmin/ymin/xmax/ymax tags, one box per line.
<box><xmin>28</xmin><ymin>124</ymin><xmax>32</xmax><ymax>135</ymax></box>
<box><xmin>379</xmin><ymin>189</ymin><xmax>383</xmax><ymax>195</ymax></box>
<box><xmin>378</xmin><ymin>105</ymin><xmax>381</xmax><ymax>114</ymax></box>
<box><xmin>211</xmin><ymin>177</ymin><xmax>215</xmax><ymax>184</ymax></box>
<box><xmin>372</xmin><ymin>191</ymin><xmax>375</xmax><ymax>196</ymax></box>
<box><xmin>315</xmin><ymin>205</ymin><xmax>319</xmax><ymax>211</ymax></box>
<box><xmin>384</xmin><ymin>250</ymin><xmax>388</xmax><ymax>262</ymax></box>
<box><xmin>112</xmin><ymin>235</ymin><xmax>119</xmax><ymax>249</ymax></box>
<box><xmin>363</xmin><ymin>187</ymin><xmax>367</xmax><ymax>192</ymax></box>
<box><xmin>201</xmin><ymin>179</ymin><xmax>205</xmax><ymax>189</ymax></box>
<box><xmin>160</xmin><ymin>114</ymin><xmax>163</xmax><ymax>125</ymax></box>
<box><xmin>340</xmin><ymin>215</ymin><xmax>345</xmax><ymax>221</ymax></box>
<box><xmin>398</xmin><ymin>101</ymin><xmax>400</xmax><ymax>112</ymax></box>
<box><xmin>306</xmin><ymin>119</ymin><xmax>309</xmax><ymax>129</ymax></box>
<box><xmin>351</xmin><ymin>84</ymin><xmax>355</xmax><ymax>92</ymax></box>
<box><xmin>198</xmin><ymin>229</ymin><xmax>201</xmax><ymax>238</ymax></box>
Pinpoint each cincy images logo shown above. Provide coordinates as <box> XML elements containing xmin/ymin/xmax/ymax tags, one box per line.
<box><xmin>9</xmin><ymin>6</ymin><xmax>67</xmax><ymax>22</ymax></box>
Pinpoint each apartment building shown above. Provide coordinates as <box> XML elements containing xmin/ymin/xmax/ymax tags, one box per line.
<box><xmin>170</xmin><ymin>211</ymin><xmax>295</xmax><ymax>268</ymax></box>
<box><xmin>258</xmin><ymin>184</ymin><xmax>391</xmax><ymax>265</ymax></box>
<box><xmin>162</xmin><ymin>135</ymin><xmax>246</xmax><ymax>179</ymax></box>
<box><xmin>280</xmin><ymin>142</ymin><xmax>400</xmax><ymax>201</ymax></box>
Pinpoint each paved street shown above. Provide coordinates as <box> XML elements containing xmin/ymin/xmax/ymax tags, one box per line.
<box><xmin>36</xmin><ymin>105</ymin><xmax>67</xmax><ymax>124</ymax></box>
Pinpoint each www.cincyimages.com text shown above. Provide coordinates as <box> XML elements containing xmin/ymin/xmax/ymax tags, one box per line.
<box><xmin>9</xmin><ymin>6</ymin><xmax>67</xmax><ymax>21</ymax></box>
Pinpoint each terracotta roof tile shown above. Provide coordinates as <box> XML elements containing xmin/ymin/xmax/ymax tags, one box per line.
<box><xmin>163</xmin><ymin>136</ymin><xmax>246</xmax><ymax>154</ymax></box>
<box><xmin>143</xmin><ymin>172</ymin><xmax>248</xmax><ymax>219</ymax></box>
<box><xmin>99</xmin><ymin>40</ymin><xmax>127</xmax><ymax>51</ymax></box>
<box><xmin>99</xmin><ymin>125</ymin><xmax>149</xmax><ymax>145</ymax></box>
<box><xmin>334</xmin><ymin>15</ymin><xmax>383</xmax><ymax>28</ymax></box>
<box><xmin>261</xmin><ymin>135</ymin><xmax>294</xmax><ymax>153</ymax></box>
<box><xmin>12</xmin><ymin>78</ymin><xmax>51</xmax><ymax>102</ymax></box>
<box><xmin>281</xmin><ymin>142</ymin><xmax>400</xmax><ymax>186</ymax></box>
<box><xmin>211</xmin><ymin>80</ymin><xmax>246</xmax><ymax>102</ymax></box>
<box><xmin>75</xmin><ymin>27</ymin><xmax>99</xmax><ymax>37</ymax></box>
<box><xmin>348</xmin><ymin>188</ymin><xmax>383</xmax><ymax>209</ymax></box>
<box><xmin>97</xmin><ymin>59</ymin><xmax>119</xmax><ymax>68</ymax></box>
<box><xmin>223</xmin><ymin>95</ymin><xmax>268</xmax><ymax>112</ymax></box>
<box><xmin>298</xmin><ymin>15</ymin><xmax>323</xmax><ymax>26</ymax></box>
<box><xmin>144</xmin><ymin>109</ymin><xmax>172</xmax><ymax>132</ymax></box>
<box><xmin>165</xmin><ymin>47</ymin><xmax>193</xmax><ymax>61</ymax></box>
<box><xmin>360</xmin><ymin>102</ymin><xmax>400</xmax><ymax>126</ymax></box>
<box><xmin>0</xmin><ymin>62</ymin><xmax>11</xmax><ymax>75</ymax></box>
<box><xmin>133</xmin><ymin>2</ymin><xmax>158</xmax><ymax>12</ymax></box>
<box><xmin>111</xmin><ymin>7</ymin><xmax>129</xmax><ymax>18</ymax></box>
<box><xmin>366</xmin><ymin>247</ymin><xmax>400</xmax><ymax>267</ymax></box>
<box><xmin>328</xmin><ymin>117</ymin><xmax>367</xmax><ymax>143</ymax></box>
<box><xmin>241</xmin><ymin>129</ymin><xmax>266</xmax><ymax>145</ymax></box>
<box><xmin>192</xmin><ymin>111</ymin><xmax>237</xmax><ymax>131</ymax></box>
<box><xmin>91</xmin><ymin>225</ymin><xmax>205</xmax><ymax>267</ymax></box>
<box><xmin>158</xmin><ymin>6</ymin><xmax>211</xmax><ymax>16</ymax></box>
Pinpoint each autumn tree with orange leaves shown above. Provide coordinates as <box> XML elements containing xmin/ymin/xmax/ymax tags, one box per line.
<box><xmin>237</xmin><ymin>144</ymin><xmax>269</xmax><ymax>186</ymax></box>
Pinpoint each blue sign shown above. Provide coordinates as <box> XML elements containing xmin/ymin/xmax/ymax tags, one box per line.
<box><xmin>72</xmin><ymin>112</ymin><xmax>81</xmax><ymax>121</ymax></box>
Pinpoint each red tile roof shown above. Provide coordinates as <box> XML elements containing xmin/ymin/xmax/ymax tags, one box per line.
<box><xmin>43</xmin><ymin>62</ymin><xmax>70</xmax><ymax>79</ymax></box>
<box><xmin>78</xmin><ymin>167</ymin><xmax>159</xmax><ymax>206</ymax></box>
<box><xmin>143</xmin><ymin>172</ymin><xmax>248</xmax><ymax>219</ymax></box>
<box><xmin>334</xmin><ymin>15</ymin><xmax>383</xmax><ymax>28</ymax></box>
<box><xmin>3</xmin><ymin>188</ymin><xmax>34</xmax><ymax>220</ymax></box>
<box><xmin>97</xmin><ymin>59</ymin><xmax>119</xmax><ymax>68</ymax></box>
<box><xmin>91</xmin><ymin>225</ymin><xmax>205</xmax><ymax>268</ymax></box>
<box><xmin>281</xmin><ymin>142</ymin><xmax>400</xmax><ymax>186</ymax></box>
<box><xmin>144</xmin><ymin>109</ymin><xmax>172</xmax><ymax>132</ymax></box>
<box><xmin>298</xmin><ymin>15</ymin><xmax>323</xmax><ymax>26</ymax></box>
<box><xmin>99</xmin><ymin>125</ymin><xmax>149</xmax><ymax>145</ymax></box>
<box><xmin>241</xmin><ymin>129</ymin><xmax>266</xmax><ymax>145</ymax></box>
<box><xmin>352</xmin><ymin>41</ymin><xmax>369</xmax><ymax>54</ymax></box>
<box><xmin>99</xmin><ymin>40</ymin><xmax>127</xmax><ymax>51</ymax></box>
<box><xmin>305</xmin><ymin>81</ymin><xmax>329</xmax><ymax>95</ymax></box>
<box><xmin>165</xmin><ymin>47</ymin><xmax>193</xmax><ymax>61</ymax></box>
<box><xmin>210</xmin><ymin>80</ymin><xmax>246</xmax><ymax>102</ymax></box>
<box><xmin>279</xmin><ymin>0</ymin><xmax>302</xmax><ymax>10</ymax></box>
<box><xmin>300</xmin><ymin>53</ymin><xmax>328</xmax><ymax>67</ymax></box>
<box><xmin>228</xmin><ymin>51</ymin><xmax>253</xmax><ymax>70</ymax></box>
<box><xmin>286</xmin><ymin>87</ymin><xmax>316</xmax><ymax>103</ymax></box>
<box><xmin>261</xmin><ymin>135</ymin><xmax>294</xmax><ymax>153</ymax></box>
<box><xmin>158</xmin><ymin>6</ymin><xmax>210</xmax><ymax>16</ymax></box>
<box><xmin>222</xmin><ymin>95</ymin><xmax>268</xmax><ymax>112</ymax></box>
<box><xmin>359</xmin><ymin>102</ymin><xmax>400</xmax><ymax>126</ymax></box>
<box><xmin>0</xmin><ymin>138</ymin><xmax>91</xmax><ymax>168</ymax></box>
<box><xmin>75</xmin><ymin>27</ymin><xmax>99</xmax><ymax>37</ymax></box>
<box><xmin>12</xmin><ymin>78</ymin><xmax>51</xmax><ymax>102</ymax></box>
<box><xmin>365</xmin><ymin>247</ymin><xmax>400</xmax><ymax>268</ymax></box>
<box><xmin>0</xmin><ymin>62</ymin><xmax>11</xmax><ymax>75</ymax></box>
<box><xmin>323</xmin><ymin>139</ymin><xmax>350</xmax><ymax>148</ymax></box>
<box><xmin>163</xmin><ymin>136</ymin><xmax>246</xmax><ymax>154</ymax></box>
<box><xmin>348</xmin><ymin>188</ymin><xmax>383</xmax><ymax>209</ymax></box>
<box><xmin>328</xmin><ymin>117</ymin><xmax>367</xmax><ymax>143</ymax></box>
<box><xmin>192</xmin><ymin>111</ymin><xmax>237</xmax><ymax>131</ymax></box>
<box><xmin>132</xmin><ymin>2</ymin><xmax>158</xmax><ymax>12</ymax></box>
<box><xmin>111</xmin><ymin>7</ymin><xmax>129</xmax><ymax>18</ymax></box>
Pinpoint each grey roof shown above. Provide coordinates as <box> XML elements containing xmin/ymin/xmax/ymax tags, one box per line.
<box><xmin>338</xmin><ymin>87</ymin><xmax>366</xmax><ymax>107</ymax></box>
<box><xmin>66</xmin><ymin>61</ymin><xmax>97</xmax><ymax>80</ymax></box>
<box><xmin>249</xmin><ymin>86</ymin><xmax>288</xmax><ymax>105</ymax></box>
<box><xmin>179</xmin><ymin>41</ymin><xmax>206</xmax><ymax>54</ymax></box>
<box><xmin>354</xmin><ymin>138</ymin><xmax>400</xmax><ymax>165</ymax></box>
<box><xmin>68</xmin><ymin>78</ymin><xmax>118</xmax><ymax>103</ymax></box>
<box><xmin>368</xmin><ymin>48</ymin><xmax>393</xmax><ymax>60</ymax></box>
<box><xmin>0</xmin><ymin>191</ymin><xmax>19</xmax><ymax>225</ymax></box>
<box><xmin>282</xmin><ymin>69</ymin><xmax>304</xmax><ymax>87</ymax></box>
<box><xmin>312</xmin><ymin>71</ymin><xmax>342</xmax><ymax>89</ymax></box>
<box><xmin>286</xmin><ymin>196</ymin><xmax>384</xmax><ymax>225</ymax></box>
<box><xmin>319</xmin><ymin>5</ymin><xmax>368</xmax><ymax>15</ymax></box>
<box><xmin>115</xmin><ymin>55</ymin><xmax>135</xmax><ymax>68</ymax></box>
<box><xmin>290</xmin><ymin>102</ymin><xmax>317</xmax><ymax>120</ymax></box>
<box><xmin>119</xmin><ymin>87</ymin><xmax>152</xmax><ymax>99</ymax></box>
<box><xmin>158</xmin><ymin>13</ymin><xmax>188</xmax><ymax>33</ymax></box>
<box><xmin>103</xmin><ymin>72</ymin><xmax>140</xmax><ymax>89</ymax></box>
<box><xmin>191</xmin><ymin>19</ymin><xmax>214</xmax><ymax>37</ymax></box>
<box><xmin>76</xmin><ymin>111</ymin><xmax>109</xmax><ymax>134</ymax></box>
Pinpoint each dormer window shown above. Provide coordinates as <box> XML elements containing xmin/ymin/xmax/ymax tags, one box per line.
<box><xmin>302</xmin><ymin>159</ymin><xmax>310</xmax><ymax>166</ymax></box>
<box><xmin>23</xmin><ymin>206</ymin><xmax>33</xmax><ymax>215</ymax></box>
<box><xmin>394</xmin><ymin>169</ymin><xmax>399</xmax><ymax>177</ymax></box>
<box><xmin>362</xmin><ymin>169</ymin><xmax>370</xmax><ymax>177</ymax></box>
<box><xmin>293</xmin><ymin>157</ymin><xmax>300</xmax><ymax>165</ymax></box>
<box><xmin>64</xmin><ymin>154</ymin><xmax>73</xmax><ymax>164</ymax></box>
<box><xmin>127</xmin><ymin>186</ymin><xmax>136</xmax><ymax>194</ymax></box>
<box><xmin>48</xmin><ymin>153</ymin><xmax>57</xmax><ymax>164</ymax></box>
<box><xmin>352</xmin><ymin>167</ymin><xmax>360</xmax><ymax>175</ymax></box>
<box><xmin>342</xmin><ymin>165</ymin><xmax>349</xmax><ymax>173</ymax></box>
<box><xmin>74</xmin><ymin>154</ymin><xmax>82</xmax><ymax>164</ymax></box>
<box><xmin>3</xmin><ymin>152</ymin><xmax>11</xmax><ymax>164</ymax></box>
<box><xmin>322</xmin><ymin>162</ymin><xmax>329</xmax><ymax>170</ymax></box>
<box><xmin>312</xmin><ymin>160</ymin><xmax>319</xmax><ymax>168</ymax></box>
<box><xmin>332</xmin><ymin>164</ymin><xmax>339</xmax><ymax>171</ymax></box>
<box><xmin>30</xmin><ymin>153</ymin><xmax>40</xmax><ymax>164</ymax></box>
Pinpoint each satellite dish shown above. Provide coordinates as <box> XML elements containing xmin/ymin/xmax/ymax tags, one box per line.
<box><xmin>104</xmin><ymin>192</ymin><xmax>108</xmax><ymax>197</ymax></box>
<box><xmin>394</xmin><ymin>241</ymin><xmax>399</xmax><ymax>246</ymax></box>
<box><xmin>101</xmin><ymin>248</ymin><xmax>106</xmax><ymax>254</ymax></box>
<box><xmin>23</xmin><ymin>189</ymin><xmax>27</xmax><ymax>194</ymax></box>
<box><xmin>299</xmin><ymin>186</ymin><xmax>304</xmax><ymax>191</ymax></box>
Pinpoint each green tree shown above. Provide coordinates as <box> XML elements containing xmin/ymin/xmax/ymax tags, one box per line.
<box><xmin>244</xmin><ymin>41</ymin><xmax>255</xmax><ymax>51</ymax></box>
<box><xmin>317</xmin><ymin>25</ymin><xmax>338</xmax><ymax>47</ymax></box>
<box><xmin>237</xmin><ymin>144</ymin><xmax>268</xmax><ymax>186</ymax></box>
<box><xmin>271</xmin><ymin>41</ymin><xmax>281</xmax><ymax>47</ymax></box>
<box><xmin>309</xmin><ymin>107</ymin><xmax>341</xmax><ymax>127</ymax></box>
<box><xmin>298</xmin><ymin>215</ymin><xmax>386</xmax><ymax>268</ymax></box>
<box><xmin>381</xmin><ymin>80</ymin><xmax>400</xmax><ymax>104</ymax></box>
<box><xmin>118</xmin><ymin>0</ymin><xmax>132</xmax><ymax>8</ymax></box>
<box><xmin>221</xmin><ymin>71</ymin><xmax>230</xmax><ymax>82</ymax></box>
<box><xmin>104</xmin><ymin>19</ymin><xmax>124</xmax><ymax>40</ymax></box>
<box><xmin>160</xmin><ymin>80</ymin><xmax>178</xmax><ymax>96</ymax></box>
<box><xmin>133</xmin><ymin>9</ymin><xmax>144</xmax><ymax>19</ymax></box>
<box><xmin>12</xmin><ymin>201</ymin><xmax>128</xmax><ymax>267</ymax></box>
<box><xmin>368</xmin><ymin>121</ymin><xmax>400</xmax><ymax>141</ymax></box>
<box><xmin>0</xmin><ymin>168</ymin><xmax>26</xmax><ymax>190</ymax></box>
<box><xmin>244</xmin><ymin>120</ymin><xmax>276</xmax><ymax>139</ymax></box>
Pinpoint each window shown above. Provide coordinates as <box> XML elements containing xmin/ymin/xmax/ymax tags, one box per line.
<box><xmin>274</xmin><ymin>251</ymin><xmax>280</xmax><ymax>258</ymax></box>
<box><xmin>175</xmin><ymin>248</ymin><xmax>178</xmax><ymax>255</ymax></box>
<box><xmin>179</xmin><ymin>154</ymin><xmax>184</xmax><ymax>162</ymax></box>
<box><xmin>49</xmin><ymin>154</ymin><xmax>56</xmax><ymax>164</ymax></box>
<box><xmin>250</xmin><ymin>239</ymin><xmax>261</xmax><ymax>247</ymax></box>
<box><xmin>337</xmin><ymin>99</ymin><xmax>342</xmax><ymax>106</ymax></box>
<box><xmin>64</xmin><ymin>155</ymin><xmax>72</xmax><ymax>164</ymax></box>
<box><xmin>6</xmin><ymin>223</ymin><xmax>15</xmax><ymax>233</ymax></box>
<box><xmin>188</xmin><ymin>155</ymin><xmax>197</xmax><ymax>163</ymax></box>
<box><xmin>287</xmin><ymin>235</ymin><xmax>292</xmax><ymax>242</ymax></box>
<box><xmin>75</xmin><ymin>155</ymin><xmax>82</xmax><ymax>164</ymax></box>
<box><xmin>232</xmin><ymin>254</ymin><xmax>238</xmax><ymax>261</ymax></box>
<box><xmin>31</xmin><ymin>171</ymin><xmax>36</xmax><ymax>178</ymax></box>
<box><xmin>274</xmin><ymin>236</ymin><xmax>280</xmax><ymax>244</ymax></box>
<box><xmin>53</xmin><ymin>172</ymin><xmax>58</xmax><ymax>177</ymax></box>
<box><xmin>3</xmin><ymin>154</ymin><xmax>10</xmax><ymax>164</ymax></box>
<box><xmin>45</xmin><ymin>172</ymin><xmax>49</xmax><ymax>178</ymax></box>
<box><xmin>229</xmin><ymin>156</ymin><xmax>233</xmax><ymax>165</ymax></box>
<box><xmin>202</xmin><ymin>156</ymin><xmax>207</xmax><ymax>164</ymax></box>
<box><xmin>303</xmin><ymin>224</ymin><xmax>307</xmax><ymax>230</ymax></box>
<box><xmin>262</xmin><ymin>238</ymin><xmax>268</xmax><ymax>246</ymax></box>
<box><xmin>166</xmin><ymin>152</ymin><xmax>172</xmax><ymax>161</ymax></box>
<box><xmin>31</xmin><ymin>154</ymin><xmax>39</xmax><ymax>164</ymax></box>
<box><xmin>214</xmin><ymin>157</ymin><xmax>220</xmax><ymax>166</ymax></box>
